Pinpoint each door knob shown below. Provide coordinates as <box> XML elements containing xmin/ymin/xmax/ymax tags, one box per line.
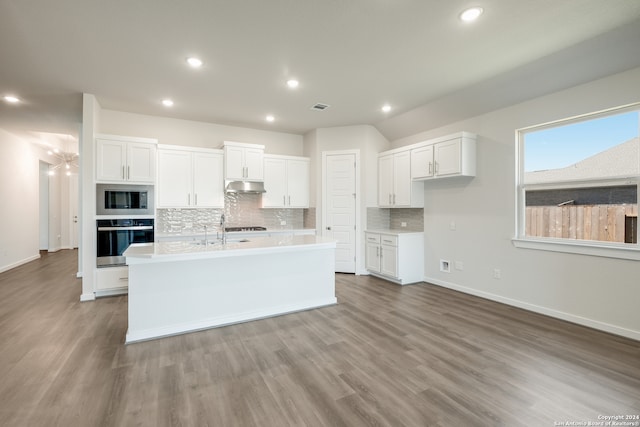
<box><xmin>326</xmin><ymin>226</ymin><xmax>331</xmax><ymax>230</ymax></box>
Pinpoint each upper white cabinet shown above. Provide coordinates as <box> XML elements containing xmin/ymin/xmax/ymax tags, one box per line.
<box><xmin>157</xmin><ymin>145</ymin><xmax>224</xmax><ymax>208</ymax></box>
<box><xmin>410</xmin><ymin>132</ymin><xmax>476</xmax><ymax>180</ymax></box>
<box><xmin>222</xmin><ymin>141</ymin><xmax>264</xmax><ymax>181</ymax></box>
<box><xmin>96</xmin><ymin>135</ymin><xmax>157</xmax><ymax>183</ymax></box>
<box><xmin>378</xmin><ymin>150</ymin><xmax>424</xmax><ymax>208</ymax></box>
<box><xmin>262</xmin><ymin>155</ymin><xmax>310</xmax><ymax>208</ymax></box>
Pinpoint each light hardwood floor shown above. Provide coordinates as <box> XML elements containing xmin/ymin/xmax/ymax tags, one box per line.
<box><xmin>1</xmin><ymin>249</ymin><xmax>638</xmax><ymax>426</ymax></box>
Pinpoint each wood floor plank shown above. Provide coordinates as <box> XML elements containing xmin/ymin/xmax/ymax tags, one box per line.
<box><xmin>0</xmin><ymin>251</ymin><xmax>638</xmax><ymax>426</ymax></box>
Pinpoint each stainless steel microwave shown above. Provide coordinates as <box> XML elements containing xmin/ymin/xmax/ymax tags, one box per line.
<box><xmin>96</xmin><ymin>184</ymin><xmax>154</xmax><ymax>216</ymax></box>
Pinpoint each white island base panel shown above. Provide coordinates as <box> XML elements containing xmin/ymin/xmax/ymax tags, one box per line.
<box><xmin>125</xmin><ymin>244</ymin><xmax>336</xmax><ymax>343</ymax></box>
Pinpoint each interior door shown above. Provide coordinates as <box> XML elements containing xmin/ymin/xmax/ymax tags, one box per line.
<box><xmin>70</xmin><ymin>174</ymin><xmax>79</xmax><ymax>248</ymax></box>
<box><xmin>324</xmin><ymin>153</ymin><xmax>356</xmax><ymax>273</ymax></box>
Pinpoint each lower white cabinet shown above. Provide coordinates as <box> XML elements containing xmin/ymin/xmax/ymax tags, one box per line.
<box><xmin>95</xmin><ymin>266</ymin><xmax>129</xmax><ymax>294</ymax></box>
<box><xmin>365</xmin><ymin>231</ymin><xmax>424</xmax><ymax>285</ymax></box>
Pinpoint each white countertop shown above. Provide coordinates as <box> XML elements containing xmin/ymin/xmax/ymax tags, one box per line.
<box><xmin>365</xmin><ymin>229</ymin><xmax>424</xmax><ymax>235</ymax></box>
<box><xmin>125</xmin><ymin>235</ymin><xmax>336</xmax><ymax>264</ymax></box>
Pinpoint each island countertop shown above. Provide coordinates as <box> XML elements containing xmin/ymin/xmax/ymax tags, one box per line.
<box><xmin>124</xmin><ymin>235</ymin><xmax>337</xmax><ymax>264</ymax></box>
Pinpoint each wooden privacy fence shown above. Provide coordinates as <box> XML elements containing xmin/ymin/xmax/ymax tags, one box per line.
<box><xmin>526</xmin><ymin>204</ymin><xmax>638</xmax><ymax>243</ymax></box>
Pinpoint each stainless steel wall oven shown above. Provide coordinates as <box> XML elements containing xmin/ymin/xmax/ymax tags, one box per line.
<box><xmin>96</xmin><ymin>219</ymin><xmax>154</xmax><ymax>267</ymax></box>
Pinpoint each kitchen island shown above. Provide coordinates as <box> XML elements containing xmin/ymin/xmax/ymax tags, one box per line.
<box><xmin>123</xmin><ymin>235</ymin><xmax>337</xmax><ymax>343</ymax></box>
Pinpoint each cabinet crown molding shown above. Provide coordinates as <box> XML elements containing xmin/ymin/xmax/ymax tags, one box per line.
<box><xmin>380</xmin><ymin>131</ymin><xmax>476</xmax><ymax>156</ymax></box>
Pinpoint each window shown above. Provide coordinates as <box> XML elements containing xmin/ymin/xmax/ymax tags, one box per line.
<box><xmin>515</xmin><ymin>104</ymin><xmax>639</xmax><ymax>259</ymax></box>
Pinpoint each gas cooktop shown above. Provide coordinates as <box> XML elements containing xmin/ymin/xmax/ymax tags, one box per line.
<box><xmin>225</xmin><ymin>226</ymin><xmax>267</xmax><ymax>232</ymax></box>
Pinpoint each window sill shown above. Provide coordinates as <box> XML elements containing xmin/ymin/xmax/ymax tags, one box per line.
<box><xmin>512</xmin><ymin>237</ymin><xmax>640</xmax><ymax>261</ymax></box>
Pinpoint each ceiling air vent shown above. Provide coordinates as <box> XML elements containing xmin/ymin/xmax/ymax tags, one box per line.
<box><xmin>310</xmin><ymin>103</ymin><xmax>330</xmax><ymax>111</ymax></box>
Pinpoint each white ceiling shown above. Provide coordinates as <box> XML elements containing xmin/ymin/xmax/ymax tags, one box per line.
<box><xmin>1</xmin><ymin>0</ymin><xmax>640</xmax><ymax>143</ymax></box>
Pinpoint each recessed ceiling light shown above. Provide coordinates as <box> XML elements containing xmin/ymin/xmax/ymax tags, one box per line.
<box><xmin>186</xmin><ymin>57</ymin><xmax>203</xmax><ymax>68</ymax></box>
<box><xmin>266</xmin><ymin>115</ymin><xmax>275</xmax><ymax>122</ymax></box>
<box><xmin>460</xmin><ymin>7</ymin><xmax>483</xmax><ymax>22</ymax></box>
<box><xmin>3</xmin><ymin>95</ymin><xmax>20</xmax><ymax>103</ymax></box>
<box><xmin>286</xmin><ymin>79</ymin><xmax>299</xmax><ymax>89</ymax></box>
<box><xmin>382</xmin><ymin>104</ymin><xmax>391</xmax><ymax>113</ymax></box>
<box><xmin>162</xmin><ymin>99</ymin><xmax>174</xmax><ymax>107</ymax></box>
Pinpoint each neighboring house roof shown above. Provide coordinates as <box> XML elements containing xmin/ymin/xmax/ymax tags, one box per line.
<box><xmin>525</xmin><ymin>137</ymin><xmax>639</xmax><ymax>184</ymax></box>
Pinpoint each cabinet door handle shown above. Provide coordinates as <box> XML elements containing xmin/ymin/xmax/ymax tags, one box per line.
<box><xmin>122</xmin><ymin>166</ymin><xmax>125</xmax><ymax>179</ymax></box>
<box><xmin>288</xmin><ymin>195</ymin><xmax>291</xmax><ymax>206</ymax></box>
<box><xmin>393</xmin><ymin>194</ymin><xmax>396</xmax><ymax>204</ymax></box>
<box><xmin>388</xmin><ymin>194</ymin><xmax>392</xmax><ymax>205</ymax></box>
<box><xmin>188</xmin><ymin>193</ymin><xmax>191</xmax><ymax>205</ymax></box>
<box><xmin>429</xmin><ymin>162</ymin><xmax>432</xmax><ymax>174</ymax></box>
<box><xmin>376</xmin><ymin>247</ymin><xmax>379</xmax><ymax>257</ymax></box>
<box><xmin>283</xmin><ymin>195</ymin><xmax>286</xmax><ymax>206</ymax></box>
<box><xmin>127</xmin><ymin>166</ymin><xmax>130</xmax><ymax>180</ymax></box>
<box><xmin>195</xmin><ymin>193</ymin><xmax>198</xmax><ymax>205</ymax></box>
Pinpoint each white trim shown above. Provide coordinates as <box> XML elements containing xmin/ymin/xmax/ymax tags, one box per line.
<box><xmin>512</xmin><ymin>237</ymin><xmax>640</xmax><ymax>260</ymax></box>
<box><xmin>95</xmin><ymin>288</ymin><xmax>128</xmax><ymax>298</ymax></box>
<box><xmin>518</xmin><ymin>102</ymin><xmax>640</xmax><ymax>133</ymax></box>
<box><xmin>95</xmin><ymin>133</ymin><xmax>158</xmax><ymax>145</ymax></box>
<box><xmin>0</xmin><ymin>254</ymin><xmax>41</xmax><ymax>274</ymax></box>
<box><xmin>424</xmin><ymin>276</ymin><xmax>640</xmax><ymax>341</ymax></box>
<box><xmin>157</xmin><ymin>143</ymin><xmax>223</xmax><ymax>154</ymax></box>
<box><xmin>80</xmin><ymin>292</ymin><xmax>96</xmax><ymax>302</ymax></box>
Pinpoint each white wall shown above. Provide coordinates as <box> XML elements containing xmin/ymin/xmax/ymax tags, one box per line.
<box><xmin>99</xmin><ymin>110</ymin><xmax>304</xmax><ymax>156</ymax></box>
<box><xmin>0</xmin><ymin>129</ymin><xmax>69</xmax><ymax>272</ymax></box>
<box><xmin>391</xmin><ymin>66</ymin><xmax>640</xmax><ymax>340</ymax></box>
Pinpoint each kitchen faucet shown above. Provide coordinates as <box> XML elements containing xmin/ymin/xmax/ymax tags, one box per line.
<box><xmin>220</xmin><ymin>213</ymin><xmax>227</xmax><ymax>244</ymax></box>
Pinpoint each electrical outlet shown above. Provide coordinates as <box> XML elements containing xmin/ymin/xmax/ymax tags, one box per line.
<box><xmin>401</xmin><ymin>222</ymin><xmax>407</xmax><ymax>227</ymax></box>
<box><xmin>280</xmin><ymin>220</ymin><xmax>286</xmax><ymax>226</ymax></box>
<box><xmin>493</xmin><ymin>268</ymin><xmax>501</xmax><ymax>279</ymax></box>
<box><xmin>440</xmin><ymin>259</ymin><xmax>451</xmax><ymax>273</ymax></box>
<box><xmin>455</xmin><ymin>261</ymin><xmax>463</xmax><ymax>271</ymax></box>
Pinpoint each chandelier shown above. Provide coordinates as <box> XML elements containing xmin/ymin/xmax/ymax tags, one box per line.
<box><xmin>47</xmin><ymin>148</ymin><xmax>78</xmax><ymax>176</ymax></box>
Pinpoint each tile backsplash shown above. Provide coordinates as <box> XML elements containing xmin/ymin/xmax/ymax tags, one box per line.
<box><xmin>157</xmin><ymin>193</ymin><xmax>307</xmax><ymax>234</ymax></box>
<box><xmin>367</xmin><ymin>207</ymin><xmax>424</xmax><ymax>231</ymax></box>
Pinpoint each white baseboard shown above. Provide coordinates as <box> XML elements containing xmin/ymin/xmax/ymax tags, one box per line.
<box><xmin>80</xmin><ymin>292</ymin><xmax>96</xmax><ymax>302</ymax></box>
<box><xmin>424</xmin><ymin>276</ymin><xmax>640</xmax><ymax>342</ymax></box>
<box><xmin>0</xmin><ymin>254</ymin><xmax>41</xmax><ymax>274</ymax></box>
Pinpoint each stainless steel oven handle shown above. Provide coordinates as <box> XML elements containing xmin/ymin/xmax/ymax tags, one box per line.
<box><xmin>97</xmin><ymin>226</ymin><xmax>154</xmax><ymax>231</ymax></box>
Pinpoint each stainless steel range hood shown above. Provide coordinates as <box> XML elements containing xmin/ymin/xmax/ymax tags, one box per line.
<box><xmin>225</xmin><ymin>180</ymin><xmax>266</xmax><ymax>193</ymax></box>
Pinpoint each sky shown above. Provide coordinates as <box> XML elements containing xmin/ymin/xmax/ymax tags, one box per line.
<box><xmin>524</xmin><ymin>110</ymin><xmax>639</xmax><ymax>172</ymax></box>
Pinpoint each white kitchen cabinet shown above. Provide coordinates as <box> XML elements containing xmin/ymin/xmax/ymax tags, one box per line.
<box><xmin>262</xmin><ymin>155</ymin><xmax>309</xmax><ymax>208</ymax></box>
<box><xmin>95</xmin><ymin>266</ymin><xmax>129</xmax><ymax>295</ymax></box>
<box><xmin>378</xmin><ymin>150</ymin><xmax>423</xmax><ymax>208</ymax></box>
<box><xmin>96</xmin><ymin>135</ymin><xmax>157</xmax><ymax>183</ymax></box>
<box><xmin>157</xmin><ymin>145</ymin><xmax>224</xmax><ymax>208</ymax></box>
<box><xmin>222</xmin><ymin>141</ymin><xmax>264</xmax><ymax>181</ymax></box>
<box><xmin>411</xmin><ymin>133</ymin><xmax>476</xmax><ymax>180</ymax></box>
<box><xmin>365</xmin><ymin>231</ymin><xmax>424</xmax><ymax>285</ymax></box>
